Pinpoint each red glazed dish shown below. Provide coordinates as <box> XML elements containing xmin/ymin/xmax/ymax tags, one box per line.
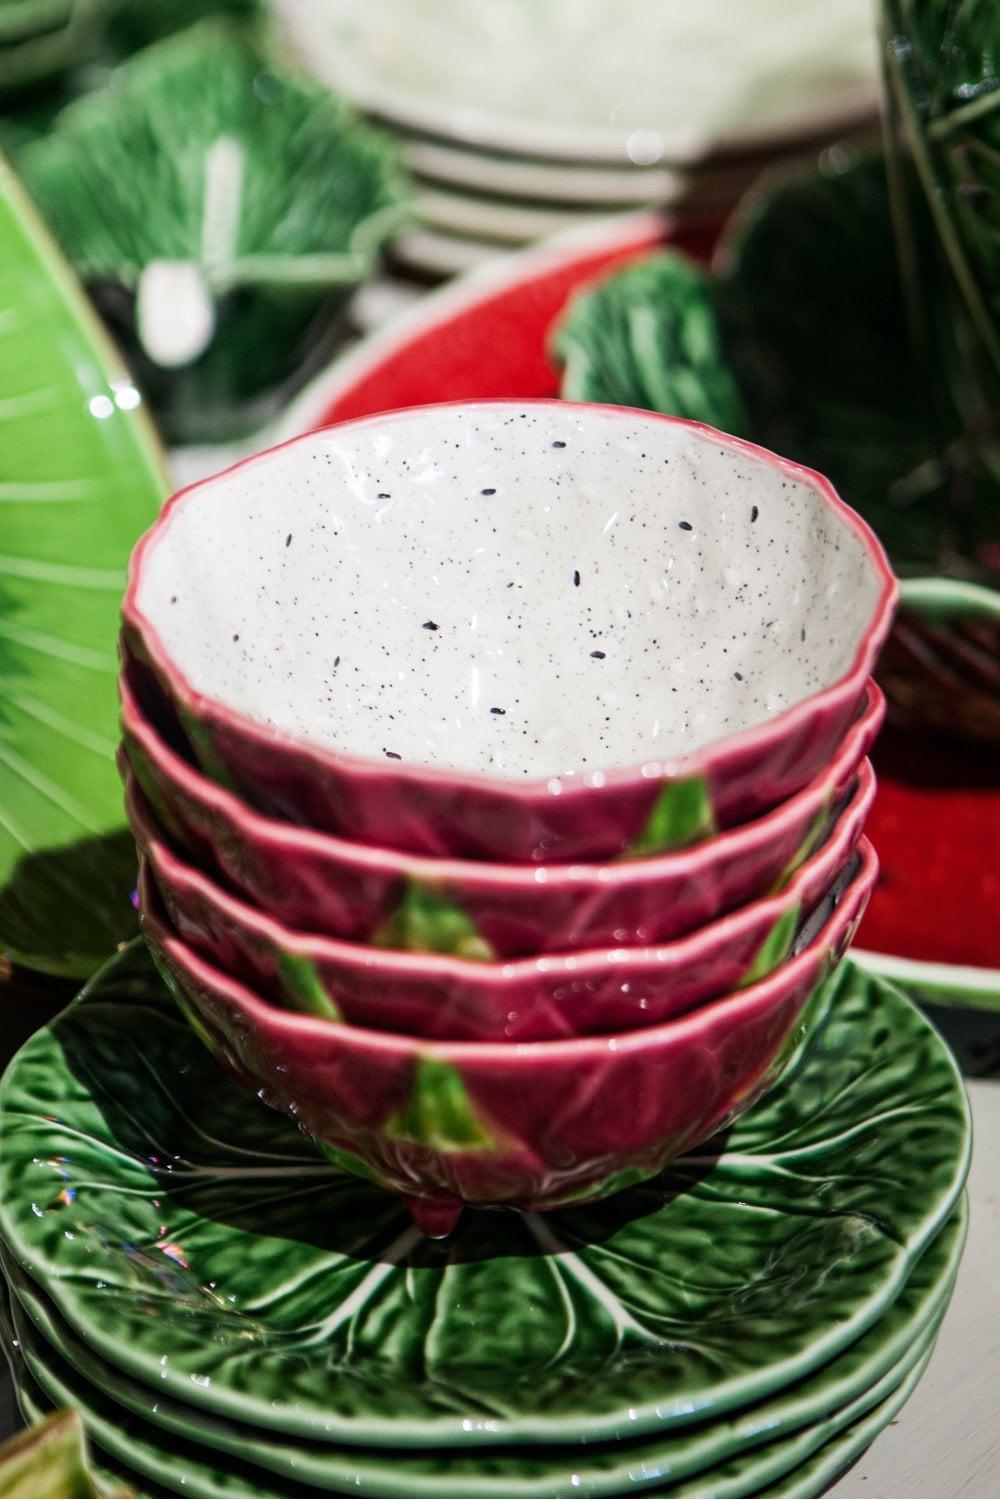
<box><xmin>141</xmin><ymin>839</ymin><xmax>876</xmax><ymax>1233</ymax></box>
<box><xmin>121</xmin><ymin>663</ymin><xmax>882</xmax><ymax>957</ymax></box>
<box><xmin>129</xmin><ymin>759</ymin><xmax>873</xmax><ymax>1041</ymax></box>
<box><xmin>122</xmin><ymin>400</ymin><xmax>896</xmax><ymax>863</ymax></box>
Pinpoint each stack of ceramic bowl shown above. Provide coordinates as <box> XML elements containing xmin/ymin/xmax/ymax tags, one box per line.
<box><xmin>112</xmin><ymin>396</ymin><xmax>900</xmax><ymax>1232</ymax></box>
<box><xmin>272</xmin><ymin>0</ymin><xmax>881</xmax><ymax>286</ymax></box>
<box><xmin>0</xmin><ymin>400</ymin><xmax>974</xmax><ymax>1496</ymax></box>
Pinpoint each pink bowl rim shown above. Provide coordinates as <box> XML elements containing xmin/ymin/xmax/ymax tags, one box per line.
<box><xmin>123</xmin><ymin>399</ymin><xmax>898</xmax><ymax>806</ymax></box>
<box><xmin>130</xmin><ymin>757</ymin><xmax>874</xmax><ymax>988</ymax></box>
<box><xmin>144</xmin><ymin>835</ymin><xmax>877</xmax><ymax>1063</ymax></box>
<box><xmin>120</xmin><ymin>670</ymin><xmax>883</xmax><ymax>893</ymax></box>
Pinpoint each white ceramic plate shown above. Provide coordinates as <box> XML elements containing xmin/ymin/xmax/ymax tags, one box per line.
<box><xmin>274</xmin><ymin>0</ymin><xmax>880</xmax><ymax>167</ymax></box>
<box><xmin>391</xmin><ymin>224</ymin><xmax>507</xmax><ymax>278</ymax></box>
<box><xmin>416</xmin><ymin>187</ymin><xmax>605</xmax><ymax>247</ymax></box>
<box><xmin>403</xmin><ymin>132</ymin><xmax>877</xmax><ymax>211</ymax></box>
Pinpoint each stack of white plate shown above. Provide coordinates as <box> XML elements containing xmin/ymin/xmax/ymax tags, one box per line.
<box><xmin>273</xmin><ymin>0</ymin><xmax>881</xmax><ymax>285</ymax></box>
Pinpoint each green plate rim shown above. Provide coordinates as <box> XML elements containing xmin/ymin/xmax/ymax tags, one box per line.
<box><xmin>6</xmin><ymin>1294</ymin><xmax>945</xmax><ymax>1500</ymax></box>
<box><xmin>0</xmin><ymin>1199</ymin><xmax>966</xmax><ymax>1498</ymax></box>
<box><xmin>0</xmin><ymin>948</ymin><xmax>972</xmax><ymax>1449</ymax></box>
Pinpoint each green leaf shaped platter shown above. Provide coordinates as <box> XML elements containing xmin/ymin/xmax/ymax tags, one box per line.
<box><xmin>0</xmin><ymin>1275</ymin><xmax>947</xmax><ymax>1500</ymax></box>
<box><xmin>0</xmin><ymin>1204</ymin><xmax>966</xmax><ymax>1498</ymax></box>
<box><xmin>16</xmin><ymin>21</ymin><xmax>409</xmax><ymax>442</ymax></box>
<box><xmin>0</xmin><ymin>941</ymin><xmax>971</xmax><ymax>1451</ymax></box>
<box><xmin>0</xmin><ymin>155</ymin><xmax>166</xmax><ymax>978</ymax></box>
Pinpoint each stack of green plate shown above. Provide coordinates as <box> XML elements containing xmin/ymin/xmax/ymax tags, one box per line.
<box><xmin>0</xmin><ymin>944</ymin><xmax>971</xmax><ymax>1497</ymax></box>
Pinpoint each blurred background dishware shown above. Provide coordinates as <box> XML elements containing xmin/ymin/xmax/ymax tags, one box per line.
<box><xmin>0</xmin><ymin>0</ymin><xmax>996</xmax><ymax>1493</ymax></box>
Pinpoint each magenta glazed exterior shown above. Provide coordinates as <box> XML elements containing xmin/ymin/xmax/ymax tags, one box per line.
<box><xmin>121</xmin><ymin>403</ymin><xmax>898</xmax><ymax>863</ymax></box>
<box><xmin>141</xmin><ymin>840</ymin><xmax>875</xmax><ymax>1222</ymax></box>
<box><xmin>130</xmin><ymin>763</ymin><xmax>873</xmax><ymax>1041</ymax></box>
<box><xmin>120</xmin><ymin>668</ymin><xmax>882</xmax><ymax>959</ymax></box>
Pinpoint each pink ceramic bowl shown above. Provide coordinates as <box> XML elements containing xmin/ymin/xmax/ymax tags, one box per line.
<box><xmin>122</xmin><ymin>401</ymin><xmax>896</xmax><ymax>862</ymax></box>
<box><xmin>141</xmin><ymin>839</ymin><xmax>876</xmax><ymax>1232</ymax></box>
<box><xmin>129</xmin><ymin>761</ymin><xmax>873</xmax><ymax>1041</ymax></box>
<box><xmin>120</xmin><ymin>666</ymin><xmax>883</xmax><ymax>958</ymax></box>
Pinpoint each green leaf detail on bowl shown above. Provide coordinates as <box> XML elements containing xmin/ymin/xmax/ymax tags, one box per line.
<box><xmin>374</xmin><ymin>878</ymin><xmax>495</xmax><ymax>960</ymax></box>
<box><xmin>554</xmin><ymin>251</ymin><xmax>750</xmax><ymax>435</ymax></box>
<box><xmin>119</xmin><ymin>740</ymin><xmax>188</xmax><ymax>847</ymax></box>
<box><xmin>0</xmin><ymin>156</ymin><xmax>166</xmax><ymax>978</ymax></box>
<box><xmin>176</xmin><ymin>708</ymin><xmax>241</xmax><ymax>793</ymax></box>
<box><xmin>0</xmin><ymin>1406</ymin><xmax>119</xmax><ymax>1499</ymax></box>
<box><xmin>16</xmin><ymin>20</ymin><xmax>410</xmax><ymax>440</ymax></box>
<box><xmin>740</xmin><ymin>902</ymin><xmax>802</xmax><ymax>989</ymax></box>
<box><xmin>0</xmin><ymin>941</ymin><xmax>969</xmax><ymax>1447</ymax></box>
<box><xmin>146</xmin><ymin>940</ymin><xmax>225</xmax><ymax>1060</ymax></box>
<box><xmin>773</xmin><ymin>803</ymin><xmax>832</xmax><ymax>892</ymax></box>
<box><xmin>386</xmin><ymin>1056</ymin><xmax>498</xmax><ymax>1154</ymax></box>
<box><xmin>274</xmin><ymin>951</ymin><xmax>342</xmax><ymax>1022</ymax></box>
<box><xmin>316</xmin><ymin>1140</ymin><xmax>384</xmax><ymax>1185</ymax></box>
<box><xmin>627</xmin><ymin>773</ymin><xmax>716</xmax><ymax>856</ymax></box>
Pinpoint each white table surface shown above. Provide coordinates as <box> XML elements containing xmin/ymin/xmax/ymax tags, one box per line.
<box><xmin>828</xmin><ymin>1075</ymin><xmax>1000</xmax><ymax>1499</ymax></box>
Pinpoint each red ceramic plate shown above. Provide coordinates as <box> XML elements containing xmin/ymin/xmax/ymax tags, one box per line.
<box><xmin>279</xmin><ymin>214</ymin><xmax>1000</xmax><ymax>1004</ymax></box>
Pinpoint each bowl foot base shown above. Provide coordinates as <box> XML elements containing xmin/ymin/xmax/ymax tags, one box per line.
<box><xmin>405</xmin><ymin>1195</ymin><xmax>463</xmax><ymax>1238</ymax></box>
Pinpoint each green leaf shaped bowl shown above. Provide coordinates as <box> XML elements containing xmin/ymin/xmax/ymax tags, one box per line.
<box><xmin>16</xmin><ymin>21</ymin><xmax>409</xmax><ymax>441</ymax></box>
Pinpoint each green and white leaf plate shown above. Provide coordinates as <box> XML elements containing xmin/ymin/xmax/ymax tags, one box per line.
<box><xmin>0</xmin><ymin>1272</ymin><xmax>948</xmax><ymax>1500</ymax></box>
<box><xmin>0</xmin><ymin>154</ymin><xmax>166</xmax><ymax>978</ymax></box>
<box><xmin>0</xmin><ymin>1203</ymin><xmax>966</xmax><ymax>1498</ymax></box>
<box><xmin>0</xmin><ymin>942</ymin><xmax>971</xmax><ymax>1450</ymax></box>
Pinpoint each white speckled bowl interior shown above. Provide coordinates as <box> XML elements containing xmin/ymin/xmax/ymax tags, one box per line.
<box><xmin>135</xmin><ymin>403</ymin><xmax>883</xmax><ymax>781</ymax></box>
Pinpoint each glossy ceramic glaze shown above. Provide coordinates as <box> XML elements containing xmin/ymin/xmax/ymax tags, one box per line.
<box><xmin>141</xmin><ymin>844</ymin><xmax>875</xmax><ymax>1226</ymax></box>
<box><xmin>764</xmin><ymin>1347</ymin><xmax>936</xmax><ymax>1500</ymax></box>
<box><xmin>0</xmin><ymin>943</ymin><xmax>970</xmax><ymax>1446</ymax></box>
<box><xmin>2</xmin><ymin>1204</ymin><xmax>964</xmax><ymax>1498</ymax></box>
<box><xmin>131</xmin><ymin>407</ymin><xmax>887</xmax><ymax>780</ymax></box>
<box><xmin>120</xmin><ymin>663</ymin><xmax>881</xmax><ymax>956</ymax></box>
<box><xmin>2</xmin><ymin>1236</ymin><xmax>957</xmax><ymax>1500</ymax></box>
<box><xmin>2</xmin><ymin>1328</ymin><xmax>940</xmax><ymax>1500</ymax></box>
<box><xmin>0</xmin><ymin>157</ymin><xmax>166</xmax><ymax>979</ymax></box>
<box><xmin>123</xmin><ymin>402</ymin><xmax>895</xmax><ymax>861</ymax></box>
<box><xmin>128</xmin><ymin>762</ymin><xmax>873</xmax><ymax>1040</ymax></box>
<box><xmin>276</xmin><ymin>0</ymin><xmax>878</xmax><ymax>166</ymax></box>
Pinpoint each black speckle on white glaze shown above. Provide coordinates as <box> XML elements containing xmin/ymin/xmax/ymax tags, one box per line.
<box><xmin>138</xmin><ymin>405</ymin><xmax>881</xmax><ymax>779</ymax></box>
